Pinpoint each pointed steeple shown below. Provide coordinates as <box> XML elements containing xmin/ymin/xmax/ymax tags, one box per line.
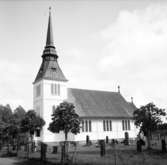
<box><xmin>42</xmin><ymin>7</ymin><xmax>58</xmax><ymax>58</ymax></box>
<box><xmin>34</xmin><ymin>7</ymin><xmax>68</xmax><ymax>83</ymax></box>
<box><xmin>46</xmin><ymin>7</ymin><xmax>54</xmax><ymax>47</ymax></box>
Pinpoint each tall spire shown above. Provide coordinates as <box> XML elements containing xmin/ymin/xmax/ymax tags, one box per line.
<box><xmin>46</xmin><ymin>7</ymin><xmax>54</xmax><ymax>47</ymax></box>
<box><xmin>34</xmin><ymin>7</ymin><xmax>67</xmax><ymax>83</ymax></box>
<box><xmin>42</xmin><ymin>7</ymin><xmax>57</xmax><ymax>58</ymax></box>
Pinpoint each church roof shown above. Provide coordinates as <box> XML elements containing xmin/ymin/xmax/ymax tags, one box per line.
<box><xmin>34</xmin><ymin>59</ymin><xmax>68</xmax><ymax>83</ymax></box>
<box><xmin>67</xmin><ymin>88</ymin><xmax>136</xmax><ymax>119</ymax></box>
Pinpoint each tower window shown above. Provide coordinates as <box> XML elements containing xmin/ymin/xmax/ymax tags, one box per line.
<box><xmin>51</xmin><ymin>83</ymin><xmax>60</xmax><ymax>96</ymax></box>
<box><xmin>36</xmin><ymin>84</ymin><xmax>41</xmax><ymax>97</ymax></box>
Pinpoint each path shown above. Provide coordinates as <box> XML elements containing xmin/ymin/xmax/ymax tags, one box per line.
<box><xmin>0</xmin><ymin>157</ymin><xmax>20</xmax><ymax>165</ymax></box>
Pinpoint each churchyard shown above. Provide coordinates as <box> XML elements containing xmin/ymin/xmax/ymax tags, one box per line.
<box><xmin>1</xmin><ymin>141</ymin><xmax>167</xmax><ymax>165</ymax></box>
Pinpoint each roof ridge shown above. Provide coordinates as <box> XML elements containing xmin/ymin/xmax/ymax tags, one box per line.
<box><xmin>68</xmin><ymin>87</ymin><xmax>119</xmax><ymax>94</ymax></box>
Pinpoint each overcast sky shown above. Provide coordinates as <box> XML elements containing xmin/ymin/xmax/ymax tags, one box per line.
<box><xmin>0</xmin><ymin>0</ymin><xmax>167</xmax><ymax>110</ymax></box>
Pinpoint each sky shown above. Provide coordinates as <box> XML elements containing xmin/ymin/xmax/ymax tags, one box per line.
<box><xmin>0</xmin><ymin>0</ymin><xmax>167</xmax><ymax>110</ymax></box>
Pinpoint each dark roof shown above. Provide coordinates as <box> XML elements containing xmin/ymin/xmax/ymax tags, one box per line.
<box><xmin>67</xmin><ymin>88</ymin><xmax>135</xmax><ymax>118</ymax></box>
<box><xmin>128</xmin><ymin>102</ymin><xmax>137</xmax><ymax>114</ymax></box>
<box><xmin>46</xmin><ymin>9</ymin><xmax>54</xmax><ymax>47</ymax></box>
<box><xmin>34</xmin><ymin>59</ymin><xmax>68</xmax><ymax>83</ymax></box>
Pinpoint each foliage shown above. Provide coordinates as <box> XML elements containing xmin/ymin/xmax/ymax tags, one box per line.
<box><xmin>13</xmin><ymin>106</ymin><xmax>26</xmax><ymax>123</ymax></box>
<box><xmin>1</xmin><ymin>104</ymin><xmax>13</xmax><ymax>123</ymax></box>
<box><xmin>0</xmin><ymin>104</ymin><xmax>23</xmax><ymax>152</ymax></box>
<box><xmin>133</xmin><ymin>102</ymin><xmax>166</xmax><ymax>136</ymax></box>
<box><xmin>21</xmin><ymin>110</ymin><xmax>45</xmax><ymax>135</ymax></box>
<box><xmin>48</xmin><ymin>101</ymin><xmax>80</xmax><ymax>140</ymax></box>
<box><xmin>133</xmin><ymin>102</ymin><xmax>166</xmax><ymax>149</ymax></box>
<box><xmin>0</xmin><ymin>105</ymin><xmax>45</xmax><ymax>154</ymax></box>
<box><xmin>48</xmin><ymin>101</ymin><xmax>80</xmax><ymax>163</ymax></box>
<box><xmin>157</xmin><ymin>123</ymin><xmax>167</xmax><ymax>130</ymax></box>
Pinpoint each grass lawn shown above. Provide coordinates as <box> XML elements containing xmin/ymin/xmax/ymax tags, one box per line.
<box><xmin>1</xmin><ymin>143</ymin><xmax>167</xmax><ymax>165</ymax></box>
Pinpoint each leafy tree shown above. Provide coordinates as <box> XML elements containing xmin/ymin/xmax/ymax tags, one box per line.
<box><xmin>48</xmin><ymin>101</ymin><xmax>80</xmax><ymax>162</ymax></box>
<box><xmin>21</xmin><ymin>110</ymin><xmax>45</xmax><ymax>157</ymax></box>
<box><xmin>13</xmin><ymin>106</ymin><xmax>26</xmax><ymax>123</ymax></box>
<box><xmin>0</xmin><ymin>120</ymin><xmax>6</xmax><ymax>149</ymax></box>
<box><xmin>48</xmin><ymin>102</ymin><xmax>80</xmax><ymax>141</ymax></box>
<box><xmin>0</xmin><ymin>105</ymin><xmax>27</xmax><ymax>153</ymax></box>
<box><xmin>21</xmin><ymin>110</ymin><xmax>45</xmax><ymax>137</ymax></box>
<box><xmin>133</xmin><ymin>102</ymin><xmax>166</xmax><ymax>149</ymax></box>
<box><xmin>1</xmin><ymin>104</ymin><xmax>13</xmax><ymax>123</ymax></box>
<box><xmin>157</xmin><ymin>123</ymin><xmax>167</xmax><ymax>130</ymax></box>
<box><xmin>0</xmin><ymin>104</ymin><xmax>14</xmax><ymax>152</ymax></box>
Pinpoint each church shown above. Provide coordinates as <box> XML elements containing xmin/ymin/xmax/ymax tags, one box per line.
<box><xmin>33</xmin><ymin>10</ymin><xmax>138</xmax><ymax>143</ymax></box>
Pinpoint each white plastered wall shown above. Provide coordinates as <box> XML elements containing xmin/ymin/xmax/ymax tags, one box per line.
<box><xmin>74</xmin><ymin>119</ymin><xmax>138</xmax><ymax>142</ymax></box>
<box><xmin>33</xmin><ymin>79</ymin><xmax>71</xmax><ymax>142</ymax></box>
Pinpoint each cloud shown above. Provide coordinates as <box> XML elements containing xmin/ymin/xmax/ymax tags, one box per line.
<box><xmin>97</xmin><ymin>4</ymin><xmax>167</xmax><ymax>107</ymax></box>
<box><xmin>100</xmin><ymin>5</ymin><xmax>167</xmax><ymax>69</ymax></box>
<box><xmin>0</xmin><ymin>59</ymin><xmax>33</xmax><ymax>109</ymax></box>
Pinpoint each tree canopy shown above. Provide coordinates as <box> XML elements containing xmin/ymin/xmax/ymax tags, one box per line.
<box><xmin>21</xmin><ymin>110</ymin><xmax>45</xmax><ymax>135</ymax></box>
<box><xmin>133</xmin><ymin>102</ymin><xmax>166</xmax><ymax>149</ymax></box>
<box><xmin>0</xmin><ymin>105</ymin><xmax>45</xmax><ymax>153</ymax></box>
<box><xmin>48</xmin><ymin>101</ymin><xmax>80</xmax><ymax>140</ymax></box>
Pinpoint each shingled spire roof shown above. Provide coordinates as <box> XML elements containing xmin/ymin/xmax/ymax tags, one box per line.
<box><xmin>42</xmin><ymin>7</ymin><xmax>57</xmax><ymax>58</ymax></box>
<box><xmin>34</xmin><ymin>8</ymin><xmax>68</xmax><ymax>83</ymax></box>
<box><xmin>46</xmin><ymin>7</ymin><xmax>54</xmax><ymax>47</ymax></box>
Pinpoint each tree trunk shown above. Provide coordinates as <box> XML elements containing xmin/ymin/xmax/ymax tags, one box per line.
<box><xmin>16</xmin><ymin>135</ymin><xmax>20</xmax><ymax>156</ymax></box>
<box><xmin>61</xmin><ymin>132</ymin><xmax>68</xmax><ymax>164</ymax></box>
<box><xmin>65</xmin><ymin>132</ymin><xmax>68</xmax><ymax>160</ymax></box>
<box><xmin>146</xmin><ymin>132</ymin><xmax>152</xmax><ymax>150</ymax></box>
<box><xmin>7</xmin><ymin>140</ymin><xmax>10</xmax><ymax>154</ymax></box>
<box><xmin>26</xmin><ymin>132</ymin><xmax>30</xmax><ymax>159</ymax></box>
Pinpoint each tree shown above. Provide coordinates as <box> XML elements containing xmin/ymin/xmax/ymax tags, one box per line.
<box><xmin>1</xmin><ymin>104</ymin><xmax>13</xmax><ymax>123</ymax></box>
<box><xmin>12</xmin><ymin>106</ymin><xmax>26</xmax><ymax>151</ymax></box>
<box><xmin>21</xmin><ymin>110</ymin><xmax>45</xmax><ymax>135</ymax></box>
<box><xmin>21</xmin><ymin>110</ymin><xmax>45</xmax><ymax>156</ymax></box>
<box><xmin>0</xmin><ymin>104</ymin><xmax>14</xmax><ymax>153</ymax></box>
<box><xmin>13</xmin><ymin>106</ymin><xmax>26</xmax><ymax>122</ymax></box>
<box><xmin>0</xmin><ymin>105</ymin><xmax>28</xmax><ymax>153</ymax></box>
<box><xmin>133</xmin><ymin>102</ymin><xmax>166</xmax><ymax>149</ymax></box>
<box><xmin>48</xmin><ymin>101</ymin><xmax>80</xmax><ymax>162</ymax></box>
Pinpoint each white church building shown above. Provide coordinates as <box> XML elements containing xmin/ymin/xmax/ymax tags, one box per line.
<box><xmin>33</xmin><ymin>10</ymin><xmax>138</xmax><ymax>144</ymax></box>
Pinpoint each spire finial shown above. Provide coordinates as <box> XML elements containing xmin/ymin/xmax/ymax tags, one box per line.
<box><xmin>131</xmin><ymin>97</ymin><xmax>134</xmax><ymax>104</ymax></box>
<box><xmin>42</xmin><ymin>7</ymin><xmax>58</xmax><ymax>58</ymax></box>
<box><xmin>46</xmin><ymin>7</ymin><xmax>54</xmax><ymax>47</ymax></box>
<box><xmin>49</xmin><ymin>6</ymin><xmax>51</xmax><ymax>15</ymax></box>
<box><xmin>118</xmin><ymin>85</ymin><xmax>120</xmax><ymax>93</ymax></box>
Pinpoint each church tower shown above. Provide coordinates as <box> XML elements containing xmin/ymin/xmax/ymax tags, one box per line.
<box><xmin>33</xmin><ymin>8</ymin><xmax>68</xmax><ymax>142</ymax></box>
